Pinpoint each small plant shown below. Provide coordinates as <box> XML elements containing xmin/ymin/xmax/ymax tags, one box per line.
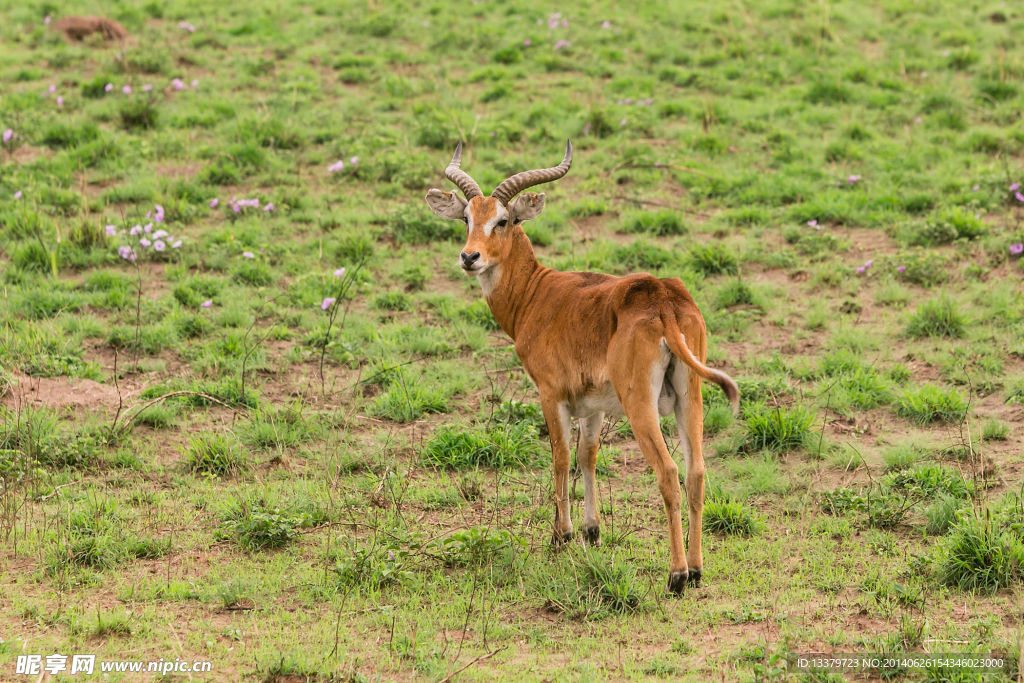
<box><xmin>687</xmin><ymin>243</ymin><xmax>738</xmax><ymax>275</ymax></box>
<box><xmin>119</xmin><ymin>99</ymin><xmax>159</xmax><ymax>130</ymax></box>
<box><xmin>982</xmin><ymin>418</ymin><xmax>1009</xmax><ymax>441</ymax></box>
<box><xmin>183</xmin><ymin>434</ymin><xmax>247</xmax><ymax>476</ymax></box>
<box><xmin>703</xmin><ymin>494</ymin><xmax>763</xmax><ymax>536</ymax></box>
<box><xmin>925</xmin><ymin>494</ymin><xmax>963</xmax><ymax>535</ymax></box>
<box><xmin>372</xmin><ymin>291</ymin><xmax>410</xmax><ymax>311</ymax></box>
<box><xmin>434</xmin><ymin>526</ymin><xmax>522</xmax><ymax>566</ymax></box>
<box><xmin>703</xmin><ymin>405</ymin><xmax>734</xmax><ymax>435</ymax></box>
<box><xmin>896</xmin><ymin>384</ymin><xmax>966</xmax><ymax>424</ymax></box>
<box><xmin>906</xmin><ymin>297</ymin><xmax>966</xmax><ymax>338</ymax></box>
<box><xmin>621</xmin><ymin>210</ymin><xmax>687</xmax><ymax>236</ymax></box>
<box><xmin>422</xmin><ymin>423</ymin><xmax>544</xmax><ymax>469</ymax></box>
<box><xmin>743</xmin><ymin>405</ymin><xmax>816</xmax><ymax>452</ymax></box>
<box><xmin>222</xmin><ymin>500</ymin><xmax>321</xmax><ymax>551</ymax></box>
<box><xmin>935</xmin><ymin>514</ymin><xmax>1023</xmax><ymax>593</ymax></box>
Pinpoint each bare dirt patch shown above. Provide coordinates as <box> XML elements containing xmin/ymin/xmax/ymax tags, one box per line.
<box><xmin>2</xmin><ymin>373</ymin><xmax>121</xmax><ymax>413</ymax></box>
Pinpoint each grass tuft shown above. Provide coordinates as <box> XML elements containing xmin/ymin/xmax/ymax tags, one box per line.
<box><xmin>895</xmin><ymin>384</ymin><xmax>966</xmax><ymax>424</ymax></box>
<box><xmin>906</xmin><ymin>297</ymin><xmax>967</xmax><ymax>338</ymax></box>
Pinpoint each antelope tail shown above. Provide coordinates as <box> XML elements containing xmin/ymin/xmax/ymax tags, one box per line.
<box><xmin>661</xmin><ymin>312</ymin><xmax>740</xmax><ymax>415</ymax></box>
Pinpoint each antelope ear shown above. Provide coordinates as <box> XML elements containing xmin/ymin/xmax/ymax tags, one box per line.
<box><xmin>424</xmin><ymin>189</ymin><xmax>468</xmax><ymax>220</ymax></box>
<box><xmin>508</xmin><ymin>192</ymin><xmax>546</xmax><ymax>225</ymax></box>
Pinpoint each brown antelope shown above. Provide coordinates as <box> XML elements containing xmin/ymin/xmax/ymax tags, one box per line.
<box><xmin>424</xmin><ymin>142</ymin><xmax>739</xmax><ymax>592</ymax></box>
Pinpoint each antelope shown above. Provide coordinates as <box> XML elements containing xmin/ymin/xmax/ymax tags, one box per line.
<box><xmin>424</xmin><ymin>142</ymin><xmax>739</xmax><ymax>592</ymax></box>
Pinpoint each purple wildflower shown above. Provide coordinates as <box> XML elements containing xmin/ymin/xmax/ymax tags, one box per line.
<box><xmin>191</xmin><ymin>80</ymin><xmax>199</xmax><ymax>87</ymax></box>
<box><xmin>334</xmin><ymin>267</ymin><xmax>346</xmax><ymax>277</ymax></box>
<box><xmin>172</xmin><ymin>240</ymin><xmax>182</xmax><ymax>249</ymax></box>
<box><xmin>321</xmin><ymin>297</ymin><xmax>336</xmax><ymax>310</ymax></box>
<box><xmin>154</xmin><ymin>205</ymin><xmax>165</xmax><ymax>223</ymax></box>
<box><xmin>1010</xmin><ymin>243</ymin><xmax>1024</xmax><ymax>256</ymax></box>
<box><xmin>143</xmin><ymin>84</ymin><xmax>153</xmax><ymax>92</ymax></box>
<box><xmin>139</xmin><ymin>238</ymin><xmax>151</xmax><ymax>247</ymax></box>
<box><xmin>232</xmin><ymin>203</ymin><xmax>241</xmax><ymax>213</ymax></box>
<box><xmin>1010</xmin><ymin>183</ymin><xmax>1020</xmax><ymax>192</ymax></box>
<box><xmin>129</xmin><ymin>224</ymin><xmax>142</xmax><ymax>236</ymax></box>
<box><xmin>972</xmin><ymin>185</ymin><xmax>980</xmax><ymax>191</ymax></box>
<box><xmin>118</xmin><ymin>246</ymin><xmax>136</xmax><ymax>261</ymax></box>
<box><xmin>172</xmin><ymin>78</ymin><xmax>185</xmax><ymax>91</ymax></box>
<box><xmin>847</xmin><ymin>175</ymin><xmax>861</xmax><ymax>184</ymax></box>
<box><xmin>350</xmin><ymin>156</ymin><xmax>359</xmax><ymax>165</ymax></box>
<box><xmin>105</xmin><ymin>225</ymin><xmax>117</xmax><ymax>237</ymax></box>
<box><xmin>242</xmin><ymin>251</ymin><xmax>255</xmax><ymax>259</ymax></box>
<box><xmin>554</xmin><ymin>40</ymin><xmax>571</xmax><ymax>49</ymax></box>
<box><xmin>13</xmin><ymin>191</ymin><xmax>22</xmax><ymax>200</ymax></box>
<box><xmin>263</xmin><ymin>203</ymin><xmax>275</xmax><ymax>212</ymax></box>
<box><xmin>328</xmin><ymin>161</ymin><xmax>345</xmax><ymax>172</ymax></box>
<box><xmin>523</xmin><ymin>39</ymin><xmax>531</xmax><ymax>47</ymax></box>
<box><xmin>856</xmin><ymin>266</ymin><xmax>865</xmax><ymax>274</ymax></box>
<box><xmin>619</xmin><ymin>118</ymin><xmax>627</xmax><ymax>126</ymax></box>
<box><xmin>44</xmin><ymin>15</ymin><xmax>51</xmax><ymax>25</ymax></box>
<box><xmin>864</xmin><ymin>260</ymin><xmax>872</xmax><ymax>268</ymax></box>
<box><xmin>105</xmin><ymin>83</ymin><xmax>113</xmax><ymax>92</ymax></box>
<box><xmin>1016</xmin><ymin>192</ymin><xmax>1024</xmax><ymax>202</ymax></box>
<box><xmin>388</xmin><ymin>550</ymin><xmax>395</xmax><ymax>560</ymax></box>
<box><xmin>123</xmin><ymin>85</ymin><xmax>132</xmax><ymax>94</ymax></box>
<box><xmin>153</xmin><ymin>229</ymin><xmax>169</xmax><ymax>240</ymax></box>
<box><xmin>210</xmin><ymin>198</ymin><xmax>219</xmax><ymax>208</ymax></box>
<box><xmin>807</xmin><ymin>220</ymin><xmax>818</xmax><ymax>227</ymax></box>
<box><xmin>602</xmin><ymin>20</ymin><xmax>612</xmax><ymax>29</ymax></box>
<box><xmin>201</xmin><ymin>300</ymin><xmax>212</xmax><ymax>308</ymax></box>
<box><xmin>154</xmin><ymin>240</ymin><xmax>166</xmax><ymax>251</ymax></box>
<box><xmin>179</xmin><ymin>21</ymin><xmax>196</xmax><ymax>32</ymax></box>
<box><xmin>144</xmin><ymin>222</ymin><xmax>153</xmax><ymax>233</ymax></box>
<box><xmin>3</xmin><ymin>129</ymin><xmax>12</xmax><ymax>142</ymax></box>
<box><xmin>56</xmin><ymin>97</ymin><xmax>63</xmax><ymax>106</ymax></box>
<box><xmin>897</xmin><ymin>266</ymin><xmax>906</xmax><ymax>273</ymax></box>
<box><xmin>48</xmin><ymin>84</ymin><xmax>56</xmax><ymax>94</ymax></box>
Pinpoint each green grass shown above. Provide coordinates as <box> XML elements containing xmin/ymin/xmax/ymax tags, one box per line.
<box><xmin>1</xmin><ymin>0</ymin><xmax>1023</xmax><ymax>677</ymax></box>
<box><xmin>896</xmin><ymin>385</ymin><xmax>968</xmax><ymax>425</ymax></box>
<box><xmin>905</xmin><ymin>297</ymin><xmax>968</xmax><ymax>338</ymax></box>
<box><xmin>742</xmin><ymin>405</ymin><xmax>816</xmax><ymax>453</ymax></box>
<box><xmin>183</xmin><ymin>434</ymin><xmax>248</xmax><ymax>476</ymax></box>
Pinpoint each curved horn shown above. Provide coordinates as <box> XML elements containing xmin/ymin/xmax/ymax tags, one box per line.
<box><xmin>491</xmin><ymin>140</ymin><xmax>573</xmax><ymax>206</ymax></box>
<box><xmin>444</xmin><ymin>142</ymin><xmax>482</xmax><ymax>200</ymax></box>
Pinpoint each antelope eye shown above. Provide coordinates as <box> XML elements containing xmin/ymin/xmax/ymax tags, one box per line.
<box><xmin>497</xmin><ymin>219</ymin><xmax>507</xmax><ymax>228</ymax></box>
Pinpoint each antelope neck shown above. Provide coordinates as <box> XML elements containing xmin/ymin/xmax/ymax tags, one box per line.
<box><xmin>481</xmin><ymin>229</ymin><xmax>543</xmax><ymax>340</ymax></box>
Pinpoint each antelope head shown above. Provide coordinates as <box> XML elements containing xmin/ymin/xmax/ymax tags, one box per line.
<box><xmin>424</xmin><ymin>141</ymin><xmax>572</xmax><ymax>276</ymax></box>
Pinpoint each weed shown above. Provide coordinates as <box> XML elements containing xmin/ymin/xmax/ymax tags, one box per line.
<box><xmin>743</xmin><ymin>405</ymin><xmax>816</xmax><ymax>452</ymax></box>
<box><xmin>183</xmin><ymin>434</ymin><xmax>247</xmax><ymax>476</ymax></box>
<box><xmin>906</xmin><ymin>297</ymin><xmax>967</xmax><ymax>338</ymax></box>
<box><xmin>621</xmin><ymin>210</ymin><xmax>687</xmax><ymax>236</ymax></box>
<box><xmin>935</xmin><ymin>514</ymin><xmax>1023</xmax><ymax>593</ymax></box>
<box><xmin>422</xmin><ymin>422</ymin><xmax>544</xmax><ymax>469</ymax></box>
<box><xmin>687</xmin><ymin>243</ymin><xmax>738</xmax><ymax>275</ymax></box>
<box><xmin>703</xmin><ymin>494</ymin><xmax>763</xmax><ymax>536</ymax></box>
<box><xmin>896</xmin><ymin>384</ymin><xmax>967</xmax><ymax>424</ymax></box>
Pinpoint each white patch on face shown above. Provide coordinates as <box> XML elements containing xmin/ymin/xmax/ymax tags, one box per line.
<box><xmin>478</xmin><ymin>264</ymin><xmax>501</xmax><ymax>298</ymax></box>
<box><xmin>481</xmin><ymin>205</ymin><xmax>509</xmax><ymax>237</ymax></box>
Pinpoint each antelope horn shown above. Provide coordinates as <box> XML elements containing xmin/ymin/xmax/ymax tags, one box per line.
<box><xmin>444</xmin><ymin>142</ymin><xmax>482</xmax><ymax>200</ymax></box>
<box><xmin>491</xmin><ymin>140</ymin><xmax>573</xmax><ymax>206</ymax></box>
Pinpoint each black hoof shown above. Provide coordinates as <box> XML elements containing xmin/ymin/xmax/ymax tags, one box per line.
<box><xmin>552</xmin><ymin>530</ymin><xmax>573</xmax><ymax>547</ymax></box>
<box><xmin>687</xmin><ymin>568</ymin><xmax>702</xmax><ymax>587</ymax></box>
<box><xmin>667</xmin><ymin>570</ymin><xmax>689</xmax><ymax>594</ymax></box>
<box><xmin>583</xmin><ymin>525</ymin><xmax>601</xmax><ymax>546</ymax></box>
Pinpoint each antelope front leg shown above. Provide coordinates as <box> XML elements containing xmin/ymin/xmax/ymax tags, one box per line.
<box><xmin>541</xmin><ymin>398</ymin><xmax>574</xmax><ymax>544</ymax></box>
<box><xmin>578</xmin><ymin>412</ymin><xmax>604</xmax><ymax>545</ymax></box>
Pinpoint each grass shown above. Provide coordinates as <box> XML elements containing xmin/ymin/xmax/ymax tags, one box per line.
<box><xmin>906</xmin><ymin>297</ymin><xmax>968</xmax><ymax>338</ymax></box>
<box><xmin>183</xmin><ymin>434</ymin><xmax>248</xmax><ymax>476</ymax></box>
<box><xmin>896</xmin><ymin>385</ymin><xmax>968</xmax><ymax>425</ymax></box>
<box><xmin>742</xmin><ymin>405</ymin><xmax>816</xmax><ymax>453</ymax></box>
<box><xmin>1</xmin><ymin>0</ymin><xmax>1023</xmax><ymax>678</ymax></box>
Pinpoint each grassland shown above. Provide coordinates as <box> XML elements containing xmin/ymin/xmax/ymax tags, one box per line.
<box><xmin>1</xmin><ymin>0</ymin><xmax>1024</xmax><ymax>681</ymax></box>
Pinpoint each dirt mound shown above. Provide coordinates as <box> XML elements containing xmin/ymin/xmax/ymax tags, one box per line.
<box><xmin>52</xmin><ymin>16</ymin><xmax>130</xmax><ymax>42</ymax></box>
<box><xmin>2</xmin><ymin>374</ymin><xmax>122</xmax><ymax>413</ymax></box>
